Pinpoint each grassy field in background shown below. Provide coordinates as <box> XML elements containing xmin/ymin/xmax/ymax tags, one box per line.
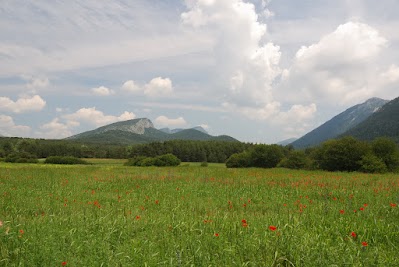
<box><xmin>0</xmin><ymin>163</ymin><xmax>398</xmax><ymax>266</ymax></box>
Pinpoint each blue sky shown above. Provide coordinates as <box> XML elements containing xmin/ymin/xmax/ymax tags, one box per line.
<box><xmin>1</xmin><ymin>0</ymin><xmax>399</xmax><ymax>143</ymax></box>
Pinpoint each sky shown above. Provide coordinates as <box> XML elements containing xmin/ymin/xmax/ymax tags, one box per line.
<box><xmin>1</xmin><ymin>0</ymin><xmax>399</xmax><ymax>143</ymax></box>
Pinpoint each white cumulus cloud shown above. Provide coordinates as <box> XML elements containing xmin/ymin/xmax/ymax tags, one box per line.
<box><xmin>278</xmin><ymin>21</ymin><xmax>389</xmax><ymax>106</ymax></box>
<box><xmin>122</xmin><ymin>80</ymin><xmax>141</xmax><ymax>93</ymax></box>
<box><xmin>0</xmin><ymin>95</ymin><xmax>46</xmax><ymax>113</ymax></box>
<box><xmin>38</xmin><ymin>118</ymin><xmax>73</xmax><ymax>139</ymax></box>
<box><xmin>64</xmin><ymin>107</ymin><xmax>136</xmax><ymax>128</ymax></box>
<box><xmin>155</xmin><ymin>116</ymin><xmax>187</xmax><ymax>127</ymax></box>
<box><xmin>91</xmin><ymin>86</ymin><xmax>114</xmax><ymax>96</ymax></box>
<box><xmin>0</xmin><ymin>115</ymin><xmax>31</xmax><ymax>137</ymax></box>
<box><xmin>144</xmin><ymin>77</ymin><xmax>173</xmax><ymax>97</ymax></box>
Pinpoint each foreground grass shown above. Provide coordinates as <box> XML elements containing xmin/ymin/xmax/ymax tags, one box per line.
<box><xmin>0</xmin><ymin>163</ymin><xmax>398</xmax><ymax>266</ymax></box>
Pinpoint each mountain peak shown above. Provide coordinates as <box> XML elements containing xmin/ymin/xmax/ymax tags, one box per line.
<box><xmin>291</xmin><ymin>97</ymin><xmax>389</xmax><ymax>148</ymax></box>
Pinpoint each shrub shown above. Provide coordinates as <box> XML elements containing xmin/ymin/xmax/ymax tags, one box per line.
<box><xmin>154</xmin><ymin>154</ymin><xmax>181</xmax><ymax>167</ymax></box>
<box><xmin>278</xmin><ymin>150</ymin><xmax>311</xmax><ymax>169</ymax></box>
<box><xmin>313</xmin><ymin>137</ymin><xmax>370</xmax><ymax>172</ymax></box>
<box><xmin>226</xmin><ymin>152</ymin><xmax>252</xmax><ymax>168</ymax></box>
<box><xmin>200</xmin><ymin>162</ymin><xmax>208</xmax><ymax>167</ymax></box>
<box><xmin>249</xmin><ymin>144</ymin><xmax>285</xmax><ymax>168</ymax></box>
<box><xmin>359</xmin><ymin>153</ymin><xmax>388</xmax><ymax>173</ymax></box>
<box><xmin>124</xmin><ymin>156</ymin><xmax>148</xmax><ymax>166</ymax></box>
<box><xmin>125</xmin><ymin>154</ymin><xmax>181</xmax><ymax>167</ymax></box>
<box><xmin>45</xmin><ymin>156</ymin><xmax>88</xmax><ymax>165</ymax></box>
<box><xmin>5</xmin><ymin>152</ymin><xmax>38</xmax><ymax>164</ymax></box>
<box><xmin>371</xmin><ymin>137</ymin><xmax>399</xmax><ymax>172</ymax></box>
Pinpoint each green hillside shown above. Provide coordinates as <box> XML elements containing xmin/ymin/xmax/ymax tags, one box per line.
<box><xmin>342</xmin><ymin>97</ymin><xmax>399</xmax><ymax>143</ymax></box>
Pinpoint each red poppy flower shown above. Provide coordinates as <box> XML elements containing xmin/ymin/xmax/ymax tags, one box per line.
<box><xmin>269</xmin><ymin>225</ymin><xmax>277</xmax><ymax>231</ymax></box>
<box><xmin>363</xmin><ymin>203</ymin><xmax>368</xmax><ymax>207</ymax></box>
<box><xmin>62</xmin><ymin>262</ymin><xmax>67</xmax><ymax>266</ymax></box>
<box><xmin>362</xmin><ymin>241</ymin><xmax>368</xmax><ymax>247</ymax></box>
<box><xmin>135</xmin><ymin>215</ymin><xmax>141</xmax><ymax>220</ymax></box>
<box><xmin>214</xmin><ymin>233</ymin><xmax>219</xmax><ymax>237</ymax></box>
<box><xmin>19</xmin><ymin>229</ymin><xmax>24</xmax><ymax>234</ymax></box>
<box><xmin>390</xmin><ymin>203</ymin><xmax>397</xmax><ymax>207</ymax></box>
<box><xmin>359</xmin><ymin>207</ymin><xmax>364</xmax><ymax>211</ymax></box>
<box><xmin>351</xmin><ymin>232</ymin><xmax>356</xmax><ymax>238</ymax></box>
<box><xmin>241</xmin><ymin>219</ymin><xmax>247</xmax><ymax>224</ymax></box>
<box><xmin>339</xmin><ymin>210</ymin><xmax>345</xmax><ymax>214</ymax></box>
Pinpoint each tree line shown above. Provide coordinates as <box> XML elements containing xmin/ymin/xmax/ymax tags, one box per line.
<box><xmin>226</xmin><ymin>136</ymin><xmax>399</xmax><ymax>173</ymax></box>
<box><xmin>0</xmin><ymin>137</ymin><xmax>250</xmax><ymax>163</ymax></box>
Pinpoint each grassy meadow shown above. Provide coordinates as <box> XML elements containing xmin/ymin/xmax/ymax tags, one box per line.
<box><xmin>0</xmin><ymin>161</ymin><xmax>398</xmax><ymax>266</ymax></box>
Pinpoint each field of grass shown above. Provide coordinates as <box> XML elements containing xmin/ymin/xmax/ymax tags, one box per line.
<box><xmin>0</xmin><ymin>163</ymin><xmax>398</xmax><ymax>266</ymax></box>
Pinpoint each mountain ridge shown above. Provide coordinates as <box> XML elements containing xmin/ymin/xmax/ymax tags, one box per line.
<box><xmin>66</xmin><ymin>118</ymin><xmax>238</xmax><ymax>144</ymax></box>
<box><xmin>291</xmin><ymin>97</ymin><xmax>389</xmax><ymax>148</ymax></box>
<box><xmin>341</xmin><ymin>96</ymin><xmax>399</xmax><ymax>142</ymax></box>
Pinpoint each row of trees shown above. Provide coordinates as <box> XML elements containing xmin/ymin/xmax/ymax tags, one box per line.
<box><xmin>226</xmin><ymin>137</ymin><xmax>399</xmax><ymax>173</ymax></box>
<box><xmin>0</xmin><ymin>137</ymin><xmax>249</xmax><ymax>163</ymax></box>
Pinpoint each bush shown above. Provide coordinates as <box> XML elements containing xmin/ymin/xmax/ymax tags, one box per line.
<box><xmin>124</xmin><ymin>154</ymin><xmax>181</xmax><ymax>167</ymax></box>
<box><xmin>278</xmin><ymin>151</ymin><xmax>311</xmax><ymax>169</ymax></box>
<box><xmin>249</xmin><ymin>145</ymin><xmax>284</xmax><ymax>168</ymax></box>
<box><xmin>371</xmin><ymin>137</ymin><xmax>399</xmax><ymax>172</ymax></box>
<box><xmin>313</xmin><ymin>137</ymin><xmax>370</xmax><ymax>172</ymax></box>
<box><xmin>45</xmin><ymin>156</ymin><xmax>88</xmax><ymax>165</ymax></box>
<box><xmin>359</xmin><ymin>153</ymin><xmax>388</xmax><ymax>173</ymax></box>
<box><xmin>200</xmin><ymin>162</ymin><xmax>208</xmax><ymax>167</ymax></box>
<box><xmin>5</xmin><ymin>152</ymin><xmax>38</xmax><ymax>164</ymax></box>
<box><xmin>124</xmin><ymin>156</ymin><xmax>148</xmax><ymax>166</ymax></box>
<box><xmin>226</xmin><ymin>152</ymin><xmax>252</xmax><ymax>168</ymax></box>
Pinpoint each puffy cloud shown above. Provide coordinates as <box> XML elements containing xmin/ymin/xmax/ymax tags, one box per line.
<box><xmin>278</xmin><ymin>21</ymin><xmax>389</xmax><ymax>106</ymax></box>
<box><xmin>38</xmin><ymin>118</ymin><xmax>73</xmax><ymax>139</ymax></box>
<box><xmin>122</xmin><ymin>77</ymin><xmax>174</xmax><ymax>97</ymax></box>
<box><xmin>155</xmin><ymin>116</ymin><xmax>187</xmax><ymax>127</ymax></box>
<box><xmin>0</xmin><ymin>115</ymin><xmax>31</xmax><ymax>137</ymax></box>
<box><xmin>122</xmin><ymin>80</ymin><xmax>141</xmax><ymax>93</ymax></box>
<box><xmin>64</xmin><ymin>107</ymin><xmax>136</xmax><ymax>127</ymax></box>
<box><xmin>0</xmin><ymin>95</ymin><xmax>46</xmax><ymax>113</ymax></box>
<box><xmin>91</xmin><ymin>86</ymin><xmax>114</xmax><ymax>96</ymax></box>
<box><xmin>181</xmin><ymin>0</ymin><xmax>282</xmax><ymax>108</ymax></box>
<box><xmin>144</xmin><ymin>77</ymin><xmax>173</xmax><ymax>97</ymax></box>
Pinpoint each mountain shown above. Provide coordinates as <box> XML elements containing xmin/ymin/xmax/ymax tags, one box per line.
<box><xmin>291</xmin><ymin>97</ymin><xmax>389</xmax><ymax>148</ymax></box>
<box><xmin>66</xmin><ymin>118</ymin><xmax>238</xmax><ymax>144</ymax></box>
<box><xmin>159</xmin><ymin>126</ymin><xmax>208</xmax><ymax>134</ymax></box>
<box><xmin>341</xmin><ymin>96</ymin><xmax>399</xmax><ymax>143</ymax></box>
<box><xmin>277</xmin><ymin>138</ymin><xmax>298</xmax><ymax>146</ymax></box>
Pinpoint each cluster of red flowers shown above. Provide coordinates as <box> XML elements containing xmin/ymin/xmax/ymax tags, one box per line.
<box><xmin>241</xmin><ymin>219</ymin><xmax>248</xmax><ymax>228</ymax></box>
<box><xmin>350</xmin><ymin>231</ymin><xmax>368</xmax><ymax>247</ymax></box>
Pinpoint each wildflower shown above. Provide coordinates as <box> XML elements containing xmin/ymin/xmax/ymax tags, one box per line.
<box><xmin>351</xmin><ymin>232</ymin><xmax>357</xmax><ymax>238</ymax></box>
<box><xmin>62</xmin><ymin>262</ymin><xmax>67</xmax><ymax>266</ymax></box>
<box><xmin>241</xmin><ymin>219</ymin><xmax>248</xmax><ymax>227</ymax></box>
<box><xmin>339</xmin><ymin>210</ymin><xmax>345</xmax><ymax>214</ymax></box>
<box><xmin>19</xmin><ymin>229</ymin><xmax>24</xmax><ymax>235</ymax></box>
<box><xmin>390</xmin><ymin>203</ymin><xmax>397</xmax><ymax>207</ymax></box>
<box><xmin>135</xmin><ymin>215</ymin><xmax>141</xmax><ymax>220</ymax></box>
<box><xmin>214</xmin><ymin>233</ymin><xmax>219</xmax><ymax>237</ymax></box>
<box><xmin>359</xmin><ymin>207</ymin><xmax>364</xmax><ymax>211</ymax></box>
<box><xmin>155</xmin><ymin>200</ymin><xmax>159</xmax><ymax>205</ymax></box>
<box><xmin>269</xmin><ymin>225</ymin><xmax>277</xmax><ymax>231</ymax></box>
<box><xmin>362</xmin><ymin>241</ymin><xmax>368</xmax><ymax>247</ymax></box>
<box><xmin>363</xmin><ymin>203</ymin><xmax>368</xmax><ymax>207</ymax></box>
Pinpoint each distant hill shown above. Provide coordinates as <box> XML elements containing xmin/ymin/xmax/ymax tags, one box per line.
<box><xmin>277</xmin><ymin>138</ymin><xmax>297</xmax><ymax>146</ymax></box>
<box><xmin>341</xmin><ymin>96</ymin><xmax>399</xmax><ymax>143</ymax></box>
<box><xmin>291</xmin><ymin>97</ymin><xmax>389</xmax><ymax>148</ymax></box>
<box><xmin>159</xmin><ymin>126</ymin><xmax>208</xmax><ymax>134</ymax></box>
<box><xmin>66</xmin><ymin>118</ymin><xmax>238</xmax><ymax>145</ymax></box>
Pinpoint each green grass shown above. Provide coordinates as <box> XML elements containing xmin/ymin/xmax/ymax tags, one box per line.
<box><xmin>0</xmin><ymin>163</ymin><xmax>398</xmax><ymax>266</ymax></box>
